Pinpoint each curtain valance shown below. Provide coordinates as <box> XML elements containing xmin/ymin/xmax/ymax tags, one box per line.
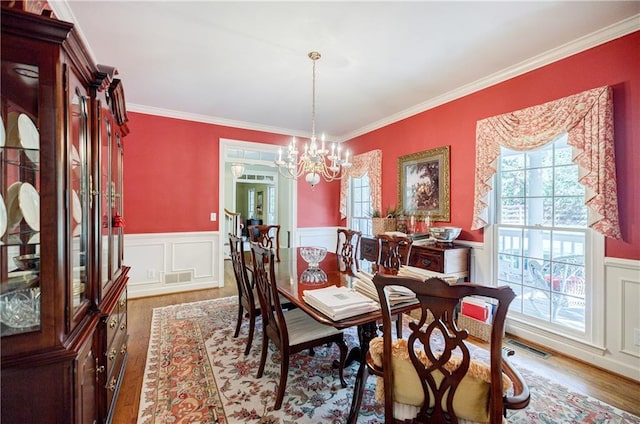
<box><xmin>340</xmin><ymin>149</ymin><xmax>382</xmax><ymax>220</ymax></box>
<box><xmin>472</xmin><ymin>86</ymin><xmax>620</xmax><ymax>239</ymax></box>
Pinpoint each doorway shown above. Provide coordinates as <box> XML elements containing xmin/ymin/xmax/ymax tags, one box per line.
<box><xmin>219</xmin><ymin>139</ymin><xmax>297</xmax><ymax>282</ymax></box>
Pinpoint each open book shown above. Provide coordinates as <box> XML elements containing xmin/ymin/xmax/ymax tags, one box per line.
<box><xmin>303</xmin><ymin>285</ymin><xmax>379</xmax><ymax>320</ymax></box>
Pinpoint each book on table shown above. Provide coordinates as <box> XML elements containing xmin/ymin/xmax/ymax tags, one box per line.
<box><xmin>303</xmin><ymin>285</ymin><xmax>379</xmax><ymax>320</ymax></box>
<box><xmin>353</xmin><ymin>270</ymin><xmax>417</xmax><ymax>306</ymax></box>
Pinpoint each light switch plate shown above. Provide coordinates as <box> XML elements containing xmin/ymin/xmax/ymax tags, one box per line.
<box><xmin>210</xmin><ymin>212</ymin><xmax>217</xmax><ymax>221</ymax></box>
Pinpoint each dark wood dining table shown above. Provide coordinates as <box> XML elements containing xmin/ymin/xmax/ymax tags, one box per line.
<box><xmin>262</xmin><ymin>247</ymin><xmax>419</xmax><ymax>424</ymax></box>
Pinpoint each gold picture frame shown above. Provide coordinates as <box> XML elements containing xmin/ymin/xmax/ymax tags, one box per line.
<box><xmin>398</xmin><ymin>145</ymin><xmax>450</xmax><ymax>221</ymax></box>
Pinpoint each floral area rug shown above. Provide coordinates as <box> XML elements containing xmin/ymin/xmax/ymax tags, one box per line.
<box><xmin>137</xmin><ymin>296</ymin><xmax>639</xmax><ymax>423</ymax></box>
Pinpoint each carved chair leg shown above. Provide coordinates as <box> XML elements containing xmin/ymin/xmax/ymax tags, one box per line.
<box><xmin>274</xmin><ymin>352</ymin><xmax>290</xmax><ymax>410</ymax></box>
<box><xmin>234</xmin><ymin>304</ymin><xmax>243</xmax><ymax>338</ymax></box>
<box><xmin>257</xmin><ymin>329</ymin><xmax>268</xmax><ymax>379</ymax></box>
<box><xmin>244</xmin><ymin>311</ymin><xmax>256</xmax><ymax>356</ymax></box>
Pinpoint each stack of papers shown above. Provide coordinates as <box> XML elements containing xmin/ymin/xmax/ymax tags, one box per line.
<box><xmin>353</xmin><ymin>270</ymin><xmax>417</xmax><ymax>306</ymax></box>
<box><xmin>398</xmin><ymin>265</ymin><xmax>459</xmax><ymax>284</ymax></box>
<box><xmin>303</xmin><ymin>285</ymin><xmax>379</xmax><ymax>320</ymax></box>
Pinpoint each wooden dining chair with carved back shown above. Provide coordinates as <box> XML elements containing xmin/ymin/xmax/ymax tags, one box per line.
<box><xmin>376</xmin><ymin>233</ymin><xmax>414</xmax><ymax>337</ymax></box>
<box><xmin>365</xmin><ymin>274</ymin><xmax>530</xmax><ymax>424</ymax></box>
<box><xmin>336</xmin><ymin>228</ymin><xmax>362</xmax><ymax>271</ymax></box>
<box><xmin>229</xmin><ymin>233</ymin><xmax>295</xmax><ymax>356</ymax></box>
<box><xmin>376</xmin><ymin>233</ymin><xmax>413</xmax><ymax>271</ymax></box>
<box><xmin>250</xmin><ymin>242</ymin><xmax>348</xmax><ymax>410</ymax></box>
<box><xmin>249</xmin><ymin>224</ymin><xmax>281</xmax><ymax>262</ymax></box>
<box><xmin>229</xmin><ymin>233</ymin><xmax>258</xmax><ymax>355</ymax></box>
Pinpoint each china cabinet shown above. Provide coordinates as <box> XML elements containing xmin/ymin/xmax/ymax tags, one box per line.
<box><xmin>1</xmin><ymin>7</ymin><xmax>129</xmax><ymax>423</ymax></box>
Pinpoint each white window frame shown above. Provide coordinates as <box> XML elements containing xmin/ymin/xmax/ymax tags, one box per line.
<box><xmin>347</xmin><ymin>173</ymin><xmax>373</xmax><ymax>237</ymax></box>
<box><xmin>491</xmin><ymin>137</ymin><xmax>605</xmax><ymax>349</ymax></box>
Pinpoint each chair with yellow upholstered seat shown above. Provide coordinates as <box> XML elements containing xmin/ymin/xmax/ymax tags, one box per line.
<box><xmin>365</xmin><ymin>274</ymin><xmax>530</xmax><ymax>423</ymax></box>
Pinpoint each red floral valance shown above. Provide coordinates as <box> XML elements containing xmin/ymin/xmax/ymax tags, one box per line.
<box><xmin>340</xmin><ymin>150</ymin><xmax>382</xmax><ymax>220</ymax></box>
<box><xmin>472</xmin><ymin>86</ymin><xmax>620</xmax><ymax>239</ymax></box>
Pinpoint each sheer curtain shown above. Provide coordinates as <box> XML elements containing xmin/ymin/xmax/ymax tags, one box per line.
<box><xmin>472</xmin><ymin>86</ymin><xmax>620</xmax><ymax>239</ymax></box>
<box><xmin>340</xmin><ymin>149</ymin><xmax>382</xmax><ymax>219</ymax></box>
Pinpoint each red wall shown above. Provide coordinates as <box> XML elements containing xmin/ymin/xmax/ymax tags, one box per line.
<box><xmin>123</xmin><ymin>31</ymin><xmax>638</xmax><ymax>260</ymax></box>
<box><xmin>122</xmin><ymin>115</ymin><xmax>337</xmax><ymax>233</ymax></box>
<box><xmin>344</xmin><ymin>31</ymin><xmax>639</xmax><ymax>260</ymax></box>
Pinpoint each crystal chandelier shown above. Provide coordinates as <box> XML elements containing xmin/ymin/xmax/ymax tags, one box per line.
<box><xmin>275</xmin><ymin>51</ymin><xmax>351</xmax><ymax>186</ymax></box>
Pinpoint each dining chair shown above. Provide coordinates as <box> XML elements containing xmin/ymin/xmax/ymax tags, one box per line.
<box><xmin>365</xmin><ymin>274</ymin><xmax>530</xmax><ymax>423</ymax></box>
<box><xmin>249</xmin><ymin>224</ymin><xmax>281</xmax><ymax>262</ymax></box>
<box><xmin>376</xmin><ymin>233</ymin><xmax>413</xmax><ymax>271</ymax></box>
<box><xmin>229</xmin><ymin>233</ymin><xmax>259</xmax><ymax>356</ymax></box>
<box><xmin>250</xmin><ymin>242</ymin><xmax>348</xmax><ymax>410</ymax></box>
<box><xmin>376</xmin><ymin>233</ymin><xmax>414</xmax><ymax>337</ymax></box>
<box><xmin>336</xmin><ymin>228</ymin><xmax>362</xmax><ymax>271</ymax></box>
<box><xmin>229</xmin><ymin>233</ymin><xmax>295</xmax><ymax>355</ymax></box>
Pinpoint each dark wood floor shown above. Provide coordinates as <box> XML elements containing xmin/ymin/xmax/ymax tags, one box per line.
<box><xmin>112</xmin><ymin>261</ymin><xmax>640</xmax><ymax>423</ymax></box>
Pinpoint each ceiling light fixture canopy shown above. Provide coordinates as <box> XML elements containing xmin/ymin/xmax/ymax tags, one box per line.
<box><xmin>275</xmin><ymin>51</ymin><xmax>351</xmax><ymax>187</ymax></box>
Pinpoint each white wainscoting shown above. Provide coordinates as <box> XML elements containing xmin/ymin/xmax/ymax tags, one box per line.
<box><xmin>124</xmin><ymin>228</ymin><xmax>640</xmax><ymax>380</ymax></box>
<box><xmin>125</xmin><ymin>232</ymin><xmax>221</xmax><ymax>298</ymax></box>
<box><xmin>294</xmin><ymin>226</ymin><xmax>340</xmax><ymax>251</ymax></box>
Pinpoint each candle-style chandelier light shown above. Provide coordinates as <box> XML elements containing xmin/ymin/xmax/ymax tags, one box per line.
<box><xmin>275</xmin><ymin>51</ymin><xmax>351</xmax><ymax>186</ymax></box>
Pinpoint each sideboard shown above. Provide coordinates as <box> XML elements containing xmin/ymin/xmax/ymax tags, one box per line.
<box><xmin>360</xmin><ymin>236</ymin><xmax>470</xmax><ymax>281</ymax></box>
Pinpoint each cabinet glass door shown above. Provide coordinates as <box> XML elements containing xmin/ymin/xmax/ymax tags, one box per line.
<box><xmin>100</xmin><ymin>111</ymin><xmax>112</xmax><ymax>288</ymax></box>
<box><xmin>69</xmin><ymin>84</ymin><xmax>89</xmax><ymax>314</ymax></box>
<box><xmin>1</xmin><ymin>60</ymin><xmax>41</xmax><ymax>336</ymax></box>
<box><xmin>111</xmin><ymin>133</ymin><xmax>122</xmax><ymax>277</ymax></box>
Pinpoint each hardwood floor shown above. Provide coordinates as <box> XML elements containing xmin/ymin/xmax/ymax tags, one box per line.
<box><xmin>112</xmin><ymin>261</ymin><xmax>640</xmax><ymax>423</ymax></box>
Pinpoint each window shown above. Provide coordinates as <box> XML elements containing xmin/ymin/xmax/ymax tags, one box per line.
<box><xmin>267</xmin><ymin>185</ymin><xmax>276</xmax><ymax>225</ymax></box>
<box><xmin>247</xmin><ymin>188</ymin><xmax>255</xmax><ymax>219</ymax></box>
<box><xmin>349</xmin><ymin>173</ymin><xmax>373</xmax><ymax>236</ymax></box>
<box><xmin>496</xmin><ymin>133</ymin><xmax>589</xmax><ymax>333</ymax></box>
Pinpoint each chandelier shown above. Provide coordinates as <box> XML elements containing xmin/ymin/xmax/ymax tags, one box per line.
<box><xmin>275</xmin><ymin>51</ymin><xmax>351</xmax><ymax>186</ymax></box>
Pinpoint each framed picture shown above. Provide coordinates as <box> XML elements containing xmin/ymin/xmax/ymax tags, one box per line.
<box><xmin>398</xmin><ymin>145</ymin><xmax>450</xmax><ymax>221</ymax></box>
<box><xmin>256</xmin><ymin>191</ymin><xmax>263</xmax><ymax>215</ymax></box>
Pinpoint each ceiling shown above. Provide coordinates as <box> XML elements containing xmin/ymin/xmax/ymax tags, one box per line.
<box><xmin>51</xmin><ymin>1</ymin><xmax>639</xmax><ymax>141</ymax></box>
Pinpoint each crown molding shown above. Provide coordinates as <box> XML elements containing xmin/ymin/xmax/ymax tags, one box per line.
<box><xmin>338</xmin><ymin>14</ymin><xmax>640</xmax><ymax>142</ymax></box>
<box><xmin>49</xmin><ymin>2</ymin><xmax>638</xmax><ymax>143</ymax></box>
<box><xmin>128</xmin><ymin>103</ymin><xmax>310</xmax><ymax>139</ymax></box>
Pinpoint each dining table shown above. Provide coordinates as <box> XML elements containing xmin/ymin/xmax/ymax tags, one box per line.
<box><xmin>254</xmin><ymin>247</ymin><xmax>419</xmax><ymax>424</ymax></box>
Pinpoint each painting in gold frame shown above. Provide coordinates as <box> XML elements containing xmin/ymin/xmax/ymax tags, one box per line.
<box><xmin>398</xmin><ymin>146</ymin><xmax>450</xmax><ymax>221</ymax></box>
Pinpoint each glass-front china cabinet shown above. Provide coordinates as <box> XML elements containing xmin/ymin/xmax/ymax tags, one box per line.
<box><xmin>1</xmin><ymin>7</ymin><xmax>130</xmax><ymax>423</ymax></box>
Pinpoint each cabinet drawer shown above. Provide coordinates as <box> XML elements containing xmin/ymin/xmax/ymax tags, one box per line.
<box><xmin>410</xmin><ymin>250</ymin><xmax>444</xmax><ymax>273</ymax></box>
<box><xmin>105</xmin><ymin>336</ymin><xmax>128</xmax><ymax>414</ymax></box>
<box><xmin>106</xmin><ymin>330</ymin><xmax>127</xmax><ymax>379</ymax></box>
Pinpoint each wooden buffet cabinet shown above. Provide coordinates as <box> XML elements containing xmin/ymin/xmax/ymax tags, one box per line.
<box><xmin>360</xmin><ymin>236</ymin><xmax>471</xmax><ymax>281</ymax></box>
<box><xmin>1</xmin><ymin>7</ymin><xmax>130</xmax><ymax>423</ymax></box>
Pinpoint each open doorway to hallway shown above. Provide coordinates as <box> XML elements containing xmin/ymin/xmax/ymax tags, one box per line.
<box><xmin>219</xmin><ymin>139</ymin><xmax>296</xmax><ymax>269</ymax></box>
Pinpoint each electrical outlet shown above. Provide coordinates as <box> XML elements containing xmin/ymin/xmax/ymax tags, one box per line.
<box><xmin>210</xmin><ymin>212</ymin><xmax>217</xmax><ymax>221</ymax></box>
<box><xmin>147</xmin><ymin>269</ymin><xmax>155</xmax><ymax>279</ymax></box>
<box><xmin>634</xmin><ymin>328</ymin><xmax>640</xmax><ymax>346</ymax></box>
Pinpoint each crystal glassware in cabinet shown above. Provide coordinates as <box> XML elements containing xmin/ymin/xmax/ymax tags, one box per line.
<box><xmin>1</xmin><ymin>59</ymin><xmax>41</xmax><ymax>337</ymax></box>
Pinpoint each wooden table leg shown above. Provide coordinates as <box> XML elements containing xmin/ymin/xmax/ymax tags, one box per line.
<box><xmin>346</xmin><ymin>321</ymin><xmax>379</xmax><ymax>424</ymax></box>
